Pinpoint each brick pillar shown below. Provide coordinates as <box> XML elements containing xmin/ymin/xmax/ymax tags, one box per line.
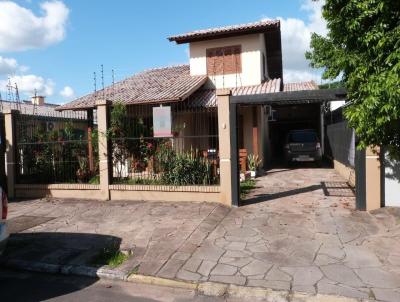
<box><xmin>365</xmin><ymin>146</ymin><xmax>381</xmax><ymax>211</ymax></box>
<box><xmin>96</xmin><ymin>100</ymin><xmax>111</xmax><ymax>200</ymax></box>
<box><xmin>217</xmin><ymin>89</ymin><xmax>239</xmax><ymax>207</ymax></box>
<box><xmin>4</xmin><ymin>109</ymin><xmax>18</xmax><ymax>199</ymax></box>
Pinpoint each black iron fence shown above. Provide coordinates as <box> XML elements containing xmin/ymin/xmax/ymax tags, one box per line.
<box><xmin>326</xmin><ymin>120</ymin><xmax>355</xmax><ymax>168</ymax></box>
<box><xmin>109</xmin><ymin>100</ymin><xmax>220</xmax><ymax>186</ymax></box>
<box><xmin>14</xmin><ymin>111</ymin><xmax>99</xmax><ymax>184</ymax></box>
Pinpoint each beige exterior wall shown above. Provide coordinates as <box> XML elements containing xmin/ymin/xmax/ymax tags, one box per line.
<box><xmin>259</xmin><ymin>33</ymin><xmax>268</xmax><ymax>80</ymax></box>
<box><xmin>365</xmin><ymin>146</ymin><xmax>381</xmax><ymax>211</ymax></box>
<box><xmin>333</xmin><ymin>159</ymin><xmax>356</xmax><ymax>187</ymax></box>
<box><xmin>189</xmin><ymin>34</ymin><xmax>264</xmax><ymax>89</ymax></box>
<box><xmin>239</xmin><ymin>105</ymin><xmax>266</xmax><ymax>166</ymax></box>
<box><xmin>15</xmin><ymin>184</ymin><xmax>103</xmax><ymax>200</ymax></box>
<box><xmin>14</xmin><ymin>183</ymin><xmax>222</xmax><ymax>203</ymax></box>
<box><xmin>110</xmin><ymin>190</ymin><xmax>220</xmax><ymax>203</ymax></box>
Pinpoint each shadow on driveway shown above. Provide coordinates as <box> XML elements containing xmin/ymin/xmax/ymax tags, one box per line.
<box><xmin>1</xmin><ymin>232</ymin><xmax>122</xmax><ymax>267</ymax></box>
<box><xmin>242</xmin><ymin>181</ymin><xmax>355</xmax><ymax>206</ymax></box>
<box><xmin>241</xmin><ymin>184</ymin><xmax>322</xmax><ymax>206</ymax></box>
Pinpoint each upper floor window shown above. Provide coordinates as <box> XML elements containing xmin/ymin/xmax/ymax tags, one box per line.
<box><xmin>206</xmin><ymin>45</ymin><xmax>242</xmax><ymax>75</ymax></box>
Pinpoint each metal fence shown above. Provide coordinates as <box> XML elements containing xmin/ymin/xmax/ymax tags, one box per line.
<box><xmin>326</xmin><ymin>120</ymin><xmax>355</xmax><ymax>167</ymax></box>
<box><xmin>109</xmin><ymin>100</ymin><xmax>220</xmax><ymax>186</ymax></box>
<box><xmin>14</xmin><ymin>111</ymin><xmax>99</xmax><ymax>184</ymax></box>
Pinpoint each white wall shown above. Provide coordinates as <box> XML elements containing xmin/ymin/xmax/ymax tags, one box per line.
<box><xmin>189</xmin><ymin>34</ymin><xmax>264</xmax><ymax>89</ymax></box>
<box><xmin>385</xmin><ymin>153</ymin><xmax>400</xmax><ymax>207</ymax></box>
<box><xmin>330</xmin><ymin>100</ymin><xmax>346</xmax><ymax>111</ymax></box>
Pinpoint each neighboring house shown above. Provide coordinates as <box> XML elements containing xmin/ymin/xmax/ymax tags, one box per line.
<box><xmin>58</xmin><ymin>20</ymin><xmax>320</xmax><ymax>171</ymax></box>
<box><xmin>0</xmin><ymin>95</ymin><xmax>88</xmax><ymax>135</ymax></box>
<box><xmin>1</xmin><ymin>96</ymin><xmax>62</xmax><ymax>117</ymax></box>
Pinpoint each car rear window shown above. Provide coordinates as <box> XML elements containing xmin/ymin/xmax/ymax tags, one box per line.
<box><xmin>289</xmin><ymin>131</ymin><xmax>317</xmax><ymax>143</ymax></box>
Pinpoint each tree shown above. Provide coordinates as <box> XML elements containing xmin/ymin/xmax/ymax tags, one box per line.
<box><xmin>306</xmin><ymin>0</ymin><xmax>400</xmax><ymax>158</ymax></box>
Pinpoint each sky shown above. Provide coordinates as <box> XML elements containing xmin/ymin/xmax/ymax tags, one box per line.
<box><xmin>0</xmin><ymin>0</ymin><xmax>327</xmax><ymax>104</ymax></box>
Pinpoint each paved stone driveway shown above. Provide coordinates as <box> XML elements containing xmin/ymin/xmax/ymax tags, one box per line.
<box><xmin>4</xmin><ymin>167</ymin><xmax>400</xmax><ymax>302</ymax></box>
<box><xmin>5</xmin><ymin>198</ymin><xmax>229</xmax><ymax>275</ymax></box>
<box><xmin>165</xmin><ymin>168</ymin><xmax>400</xmax><ymax>302</ymax></box>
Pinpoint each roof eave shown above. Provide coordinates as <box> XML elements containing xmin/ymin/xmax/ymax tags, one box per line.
<box><xmin>168</xmin><ymin>25</ymin><xmax>280</xmax><ymax>44</ymax></box>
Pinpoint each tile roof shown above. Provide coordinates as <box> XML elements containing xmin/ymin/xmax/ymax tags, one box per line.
<box><xmin>0</xmin><ymin>100</ymin><xmax>78</xmax><ymax>118</ymax></box>
<box><xmin>168</xmin><ymin>20</ymin><xmax>280</xmax><ymax>44</ymax></box>
<box><xmin>283</xmin><ymin>81</ymin><xmax>319</xmax><ymax>92</ymax></box>
<box><xmin>57</xmin><ymin>65</ymin><xmax>208</xmax><ymax>111</ymax></box>
<box><xmin>187</xmin><ymin>78</ymin><xmax>281</xmax><ymax>107</ymax></box>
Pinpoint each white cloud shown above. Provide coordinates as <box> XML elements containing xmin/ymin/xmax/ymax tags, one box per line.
<box><xmin>263</xmin><ymin>0</ymin><xmax>327</xmax><ymax>84</ymax></box>
<box><xmin>0</xmin><ymin>74</ymin><xmax>55</xmax><ymax>97</ymax></box>
<box><xmin>283</xmin><ymin>69</ymin><xmax>322</xmax><ymax>84</ymax></box>
<box><xmin>0</xmin><ymin>1</ymin><xmax>69</xmax><ymax>52</ymax></box>
<box><xmin>60</xmin><ymin>85</ymin><xmax>74</xmax><ymax>99</ymax></box>
<box><xmin>0</xmin><ymin>56</ymin><xmax>18</xmax><ymax>75</ymax></box>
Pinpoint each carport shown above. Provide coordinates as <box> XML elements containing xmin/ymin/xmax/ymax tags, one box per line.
<box><xmin>226</xmin><ymin>88</ymin><xmax>347</xmax><ymax>206</ymax></box>
<box><xmin>268</xmin><ymin>101</ymin><xmax>323</xmax><ymax>164</ymax></box>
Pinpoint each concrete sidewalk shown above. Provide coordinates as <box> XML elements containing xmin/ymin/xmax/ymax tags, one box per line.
<box><xmin>2</xmin><ymin>168</ymin><xmax>400</xmax><ymax>301</ymax></box>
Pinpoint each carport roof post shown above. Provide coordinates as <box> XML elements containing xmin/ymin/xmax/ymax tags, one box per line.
<box><xmin>230</xmin><ymin>88</ymin><xmax>347</xmax><ymax>105</ymax></box>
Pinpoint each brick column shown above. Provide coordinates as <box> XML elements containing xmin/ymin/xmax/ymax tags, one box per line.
<box><xmin>96</xmin><ymin>100</ymin><xmax>111</xmax><ymax>200</ymax></box>
<box><xmin>365</xmin><ymin>146</ymin><xmax>381</xmax><ymax>211</ymax></box>
<box><xmin>4</xmin><ymin>109</ymin><xmax>18</xmax><ymax>199</ymax></box>
<box><xmin>217</xmin><ymin>89</ymin><xmax>239</xmax><ymax>207</ymax></box>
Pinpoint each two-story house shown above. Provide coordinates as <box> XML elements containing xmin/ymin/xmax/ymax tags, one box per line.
<box><xmin>58</xmin><ymin>20</ymin><xmax>319</xmax><ymax>175</ymax></box>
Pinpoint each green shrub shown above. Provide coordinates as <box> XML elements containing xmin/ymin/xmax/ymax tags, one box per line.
<box><xmin>156</xmin><ymin>143</ymin><xmax>214</xmax><ymax>186</ymax></box>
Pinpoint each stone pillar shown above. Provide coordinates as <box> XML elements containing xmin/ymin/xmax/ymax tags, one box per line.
<box><xmin>96</xmin><ymin>100</ymin><xmax>111</xmax><ymax>200</ymax></box>
<box><xmin>365</xmin><ymin>146</ymin><xmax>381</xmax><ymax>211</ymax></box>
<box><xmin>217</xmin><ymin>89</ymin><xmax>239</xmax><ymax>207</ymax></box>
<box><xmin>4</xmin><ymin>109</ymin><xmax>18</xmax><ymax>199</ymax></box>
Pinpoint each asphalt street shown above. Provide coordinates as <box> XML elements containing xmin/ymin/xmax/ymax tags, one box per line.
<box><xmin>0</xmin><ymin>269</ymin><xmax>253</xmax><ymax>302</ymax></box>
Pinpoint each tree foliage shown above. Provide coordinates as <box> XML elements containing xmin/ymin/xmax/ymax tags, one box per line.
<box><xmin>306</xmin><ymin>0</ymin><xmax>400</xmax><ymax>157</ymax></box>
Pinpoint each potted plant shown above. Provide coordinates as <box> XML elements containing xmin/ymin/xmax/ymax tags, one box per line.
<box><xmin>247</xmin><ymin>154</ymin><xmax>262</xmax><ymax>179</ymax></box>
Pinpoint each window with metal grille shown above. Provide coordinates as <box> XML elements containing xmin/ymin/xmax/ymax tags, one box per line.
<box><xmin>206</xmin><ymin>45</ymin><xmax>242</xmax><ymax>75</ymax></box>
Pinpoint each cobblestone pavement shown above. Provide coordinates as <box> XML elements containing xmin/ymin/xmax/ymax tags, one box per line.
<box><xmin>4</xmin><ymin>167</ymin><xmax>400</xmax><ymax>302</ymax></box>
<box><xmin>168</xmin><ymin>168</ymin><xmax>400</xmax><ymax>302</ymax></box>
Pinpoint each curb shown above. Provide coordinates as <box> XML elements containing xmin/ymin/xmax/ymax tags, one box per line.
<box><xmin>1</xmin><ymin>259</ymin><xmax>372</xmax><ymax>302</ymax></box>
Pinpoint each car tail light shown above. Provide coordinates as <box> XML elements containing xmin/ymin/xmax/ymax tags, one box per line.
<box><xmin>316</xmin><ymin>143</ymin><xmax>321</xmax><ymax>149</ymax></box>
<box><xmin>2</xmin><ymin>190</ymin><xmax>7</xmax><ymax>220</ymax></box>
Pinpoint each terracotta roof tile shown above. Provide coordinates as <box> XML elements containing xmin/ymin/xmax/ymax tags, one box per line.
<box><xmin>168</xmin><ymin>20</ymin><xmax>280</xmax><ymax>44</ymax></box>
<box><xmin>57</xmin><ymin>65</ymin><xmax>208</xmax><ymax>111</ymax></box>
<box><xmin>187</xmin><ymin>79</ymin><xmax>281</xmax><ymax>107</ymax></box>
<box><xmin>283</xmin><ymin>81</ymin><xmax>319</xmax><ymax>92</ymax></box>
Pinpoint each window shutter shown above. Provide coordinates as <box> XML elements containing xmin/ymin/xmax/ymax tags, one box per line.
<box><xmin>233</xmin><ymin>45</ymin><xmax>242</xmax><ymax>73</ymax></box>
<box><xmin>206</xmin><ymin>45</ymin><xmax>241</xmax><ymax>75</ymax></box>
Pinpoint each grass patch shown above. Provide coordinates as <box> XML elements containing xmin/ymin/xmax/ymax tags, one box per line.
<box><xmin>240</xmin><ymin>179</ymin><xmax>256</xmax><ymax>199</ymax></box>
<box><xmin>91</xmin><ymin>246</ymin><xmax>129</xmax><ymax>268</ymax></box>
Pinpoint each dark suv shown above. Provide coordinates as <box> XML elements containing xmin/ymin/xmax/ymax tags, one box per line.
<box><xmin>284</xmin><ymin>129</ymin><xmax>322</xmax><ymax>164</ymax></box>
